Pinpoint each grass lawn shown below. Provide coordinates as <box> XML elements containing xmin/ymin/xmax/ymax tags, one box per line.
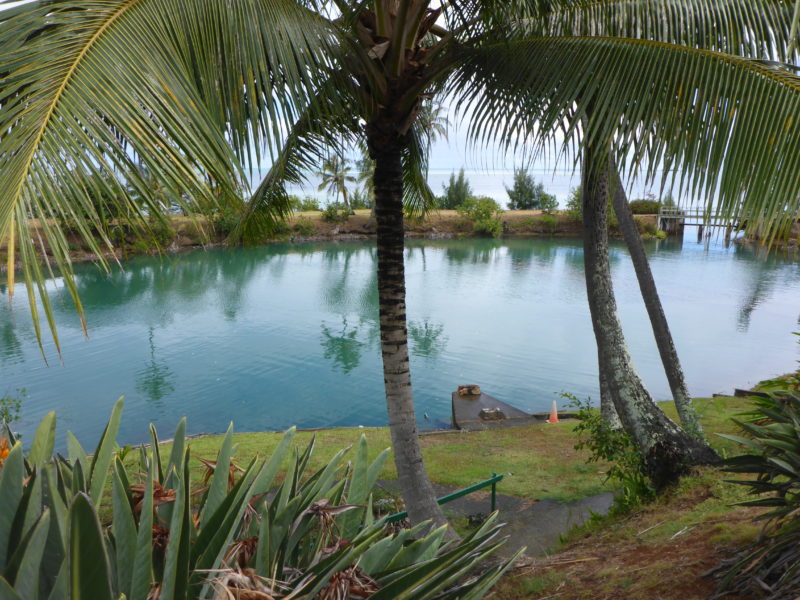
<box><xmin>131</xmin><ymin>393</ymin><xmax>763</xmax><ymax>600</ymax></box>
<box><xmin>172</xmin><ymin>396</ymin><xmax>751</xmax><ymax>504</ymax></box>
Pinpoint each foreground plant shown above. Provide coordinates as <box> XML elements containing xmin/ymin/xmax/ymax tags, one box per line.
<box><xmin>0</xmin><ymin>399</ymin><xmax>517</xmax><ymax>599</ymax></box>
<box><xmin>714</xmin><ymin>392</ymin><xmax>800</xmax><ymax>599</ymax></box>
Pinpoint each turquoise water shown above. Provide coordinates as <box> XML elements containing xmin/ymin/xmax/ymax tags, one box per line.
<box><xmin>1</xmin><ymin>234</ymin><xmax>798</xmax><ymax>448</ymax></box>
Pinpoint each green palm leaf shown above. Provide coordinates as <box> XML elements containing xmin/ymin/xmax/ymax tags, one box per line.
<box><xmin>0</xmin><ymin>0</ymin><xmax>339</xmax><ymax>353</ymax></box>
<box><xmin>452</xmin><ymin>35</ymin><xmax>800</xmax><ymax>240</ymax></box>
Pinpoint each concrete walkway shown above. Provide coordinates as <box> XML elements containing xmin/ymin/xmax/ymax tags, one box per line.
<box><xmin>377</xmin><ymin>481</ymin><xmax>614</xmax><ymax>558</ymax></box>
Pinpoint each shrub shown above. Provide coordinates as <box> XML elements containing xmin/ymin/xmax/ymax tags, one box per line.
<box><xmin>350</xmin><ymin>186</ymin><xmax>372</xmax><ymax>210</ymax></box>
<box><xmin>539</xmin><ymin>194</ymin><xmax>559</xmax><ymax>212</ymax></box>
<box><xmin>634</xmin><ymin>216</ymin><xmax>658</xmax><ymax>235</ymax></box>
<box><xmin>293</xmin><ymin>216</ymin><xmax>315</xmax><ymax>237</ymax></box>
<box><xmin>628</xmin><ymin>199</ymin><xmax>661</xmax><ymax>214</ymax></box>
<box><xmin>439</xmin><ymin>169</ymin><xmax>472</xmax><ymax>209</ymax></box>
<box><xmin>299</xmin><ymin>196</ymin><xmax>321</xmax><ymax>211</ymax></box>
<box><xmin>565</xmin><ymin>187</ymin><xmax>582</xmax><ymax>222</ymax></box>
<box><xmin>505</xmin><ymin>169</ymin><xmax>558</xmax><ymax>211</ymax></box>
<box><xmin>0</xmin><ymin>401</ymin><xmax>517</xmax><ymax>599</ymax></box>
<box><xmin>147</xmin><ymin>217</ymin><xmax>175</xmax><ymax>247</ymax></box>
<box><xmin>211</xmin><ymin>208</ymin><xmax>241</xmax><ymax>237</ymax></box>
<box><xmin>534</xmin><ymin>214</ymin><xmax>558</xmax><ymax>233</ymax></box>
<box><xmin>0</xmin><ymin>388</ymin><xmax>25</xmax><ymax>424</ymax></box>
<box><xmin>129</xmin><ymin>239</ymin><xmax>151</xmax><ymax>254</ymax></box>
<box><xmin>457</xmin><ymin>196</ymin><xmax>503</xmax><ymax>238</ymax></box>
<box><xmin>565</xmin><ymin>187</ymin><xmax>618</xmax><ymax>228</ymax></box>
<box><xmin>715</xmin><ymin>391</ymin><xmax>800</xmax><ymax>598</ymax></box>
<box><xmin>567</xmin><ymin>393</ymin><xmax>655</xmax><ymax>514</ymax></box>
<box><xmin>321</xmin><ymin>202</ymin><xmax>349</xmax><ymax>223</ymax></box>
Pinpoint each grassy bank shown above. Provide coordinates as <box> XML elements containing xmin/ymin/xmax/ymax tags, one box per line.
<box><xmin>176</xmin><ymin>396</ymin><xmax>749</xmax><ymax>505</ymax></box>
<box><xmin>0</xmin><ymin>210</ymin><xmax>660</xmax><ymax>271</ymax></box>
<box><xmin>492</xmin><ymin>466</ymin><xmax>762</xmax><ymax>600</ymax></box>
<box><xmin>167</xmin><ymin>395</ymin><xmax>759</xmax><ymax>600</ymax></box>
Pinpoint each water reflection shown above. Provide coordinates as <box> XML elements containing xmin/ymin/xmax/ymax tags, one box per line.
<box><xmin>320</xmin><ymin>316</ymin><xmax>365</xmax><ymax>373</ymax></box>
<box><xmin>1</xmin><ymin>238</ymin><xmax>797</xmax><ymax>448</ymax></box>
<box><xmin>409</xmin><ymin>320</ymin><xmax>447</xmax><ymax>359</ymax></box>
<box><xmin>135</xmin><ymin>327</ymin><xmax>175</xmax><ymax>407</ymax></box>
<box><xmin>0</xmin><ymin>320</ymin><xmax>23</xmax><ymax>365</ymax></box>
<box><xmin>506</xmin><ymin>240</ymin><xmax>558</xmax><ymax>269</ymax></box>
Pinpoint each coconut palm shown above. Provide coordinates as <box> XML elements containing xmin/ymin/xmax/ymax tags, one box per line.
<box><xmin>317</xmin><ymin>154</ymin><xmax>356</xmax><ymax>213</ymax></box>
<box><xmin>4</xmin><ymin>0</ymin><xmax>800</xmax><ymax>524</ymax></box>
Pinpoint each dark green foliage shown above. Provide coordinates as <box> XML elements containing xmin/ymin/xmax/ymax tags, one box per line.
<box><xmin>506</xmin><ymin>169</ymin><xmax>557</xmax><ymax>211</ymax></box>
<box><xmin>628</xmin><ymin>199</ymin><xmax>662</xmax><ymax>214</ymax></box>
<box><xmin>210</xmin><ymin>209</ymin><xmax>241</xmax><ymax>238</ymax></box>
<box><xmin>534</xmin><ymin>214</ymin><xmax>558</xmax><ymax>233</ymax></box>
<box><xmin>715</xmin><ymin>391</ymin><xmax>800</xmax><ymax>599</ymax></box>
<box><xmin>292</xmin><ymin>216</ymin><xmax>315</xmax><ymax>237</ymax></box>
<box><xmin>350</xmin><ymin>187</ymin><xmax>372</xmax><ymax>210</ymax></box>
<box><xmin>147</xmin><ymin>217</ymin><xmax>175</xmax><ymax>248</ymax></box>
<box><xmin>439</xmin><ymin>169</ymin><xmax>472</xmax><ymax>210</ymax></box>
<box><xmin>564</xmin><ymin>187</ymin><xmax>618</xmax><ymax>228</ymax></box>
<box><xmin>567</xmin><ymin>394</ymin><xmax>655</xmax><ymax>513</ymax></box>
<box><xmin>286</xmin><ymin>195</ymin><xmax>303</xmax><ymax>211</ymax></box>
<box><xmin>457</xmin><ymin>196</ymin><xmax>503</xmax><ymax>238</ymax></box>
<box><xmin>565</xmin><ymin>187</ymin><xmax>583</xmax><ymax>222</ymax></box>
<box><xmin>0</xmin><ymin>388</ymin><xmax>25</xmax><ymax>424</ymax></box>
<box><xmin>298</xmin><ymin>196</ymin><xmax>321</xmax><ymax>211</ymax></box>
<box><xmin>321</xmin><ymin>202</ymin><xmax>349</xmax><ymax>223</ymax></box>
<box><xmin>0</xmin><ymin>401</ymin><xmax>518</xmax><ymax>600</ymax></box>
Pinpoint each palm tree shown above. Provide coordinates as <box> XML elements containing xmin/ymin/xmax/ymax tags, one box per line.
<box><xmin>4</xmin><ymin>0</ymin><xmax>800</xmax><ymax>522</ymax></box>
<box><xmin>610</xmin><ymin>172</ymin><xmax>704</xmax><ymax>441</ymax></box>
<box><xmin>317</xmin><ymin>155</ymin><xmax>356</xmax><ymax>213</ymax></box>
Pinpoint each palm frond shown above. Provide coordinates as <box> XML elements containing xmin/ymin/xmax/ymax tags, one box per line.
<box><xmin>451</xmin><ymin>36</ymin><xmax>800</xmax><ymax>241</ymax></box>
<box><xmin>402</xmin><ymin>121</ymin><xmax>437</xmax><ymax>218</ymax></box>
<box><xmin>166</xmin><ymin>0</ymin><xmax>342</xmax><ymax>171</ymax></box>
<box><xmin>231</xmin><ymin>72</ymin><xmax>362</xmax><ymax>244</ymax></box>
<box><xmin>0</xmin><ymin>0</ymin><xmax>339</xmax><ymax>354</ymax></box>
<box><xmin>511</xmin><ymin>0</ymin><xmax>799</xmax><ymax>62</ymax></box>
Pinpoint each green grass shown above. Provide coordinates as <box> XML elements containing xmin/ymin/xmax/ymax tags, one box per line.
<box><xmin>154</xmin><ymin>396</ymin><xmax>750</xmax><ymax>504</ymax></box>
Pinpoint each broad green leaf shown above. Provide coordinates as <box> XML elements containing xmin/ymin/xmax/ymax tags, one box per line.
<box><xmin>111</xmin><ymin>465</ymin><xmax>136</xmax><ymax>600</ymax></box>
<box><xmin>254</xmin><ymin>501</ymin><xmax>272</xmax><ymax>578</ymax></box>
<box><xmin>386</xmin><ymin>525</ymin><xmax>448</xmax><ymax>571</ymax></box>
<box><xmin>165</xmin><ymin>418</ymin><xmax>186</xmax><ymax>477</ymax></box>
<box><xmin>159</xmin><ymin>459</ymin><xmax>187</xmax><ymax>600</ymax></box>
<box><xmin>0</xmin><ymin>442</ymin><xmax>25</xmax><ymax>568</ymax></box>
<box><xmin>129</xmin><ymin>464</ymin><xmax>153</xmax><ymax>600</ymax></box>
<box><xmin>65</xmin><ymin>433</ymin><xmax>88</xmax><ymax>472</ymax></box>
<box><xmin>148</xmin><ymin>425</ymin><xmax>163</xmax><ymax>485</ymax></box>
<box><xmin>250</xmin><ymin>427</ymin><xmax>296</xmax><ymax>497</ymax></box>
<box><xmin>14</xmin><ymin>509</ymin><xmax>50</xmax><ymax>600</ymax></box>
<box><xmin>68</xmin><ymin>494</ymin><xmax>113</xmax><ymax>600</ymax></box>
<box><xmin>199</xmin><ymin>422</ymin><xmax>233</xmax><ymax>528</ymax></box>
<box><xmin>89</xmin><ymin>397</ymin><xmax>124</xmax><ymax>505</ymax></box>
<box><xmin>0</xmin><ymin>577</ymin><xmax>22</xmax><ymax>600</ymax></box>
<box><xmin>27</xmin><ymin>412</ymin><xmax>56</xmax><ymax>467</ymax></box>
<box><xmin>45</xmin><ymin>564</ymin><xmax>67</xmax><ymax>600</ymax></box>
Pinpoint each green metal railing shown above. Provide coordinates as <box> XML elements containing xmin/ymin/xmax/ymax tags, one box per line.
<box><xmin>384</xmin><ymin>473</ymin><xmax>503</xmax><ymax>524</ymax></box>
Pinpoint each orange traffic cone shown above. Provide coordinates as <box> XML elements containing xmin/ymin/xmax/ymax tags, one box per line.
<box><xmin>546</xmin><ymin>399</ymin><xmax>559</xmax><ymax>423</ymax></box>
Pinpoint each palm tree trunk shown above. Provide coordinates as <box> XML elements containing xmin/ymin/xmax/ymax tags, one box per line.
<box><xmin>581</xmin><ymin>149</ymin><xmax>719</xmax><ymax>488</ymax></box>
<box><xmin>371</xmin><ymin>131</ymin><xmax>448</xmax><ymax>529</ymax></box>
<box><xmin>599</xmin><ymin>366</ymin><xmax>621</xmax><ymax>428</ymax></box>
<box><xmin>610</xmin><ymin>169</ymin><xmax>704</xmax><ymax>440</ymax></box>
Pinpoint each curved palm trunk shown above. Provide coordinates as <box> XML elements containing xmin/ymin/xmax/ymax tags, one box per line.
<box><xmin>371</xmin><ymin>131</ymin><xmax>448</xmax><ymax>529</ymax></box>
<box><xmin>581</xmin><ymin>149</ymin><xmax>718</xmax><ymax>488</ymax></box>
<box><xmin>610</xmin><ymin>171</ymin><xmax>704</xmax><ymax>440</ymax></box>
<box><xmin>599</xmin><ymin>367</ymin><xmax>621</xmax><ymax>428</ymax></box>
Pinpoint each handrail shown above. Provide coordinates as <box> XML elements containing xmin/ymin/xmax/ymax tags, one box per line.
<box><xmin>383</xmin><ymin>473</ymin><xmax>503</xmax><ymax>524</ymax></box>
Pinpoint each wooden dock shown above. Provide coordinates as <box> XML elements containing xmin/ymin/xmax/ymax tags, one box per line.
<box><xmin>452</xmin><ymin>390</ymin><xmax>550</xmax><ymax>431</ymax></box>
